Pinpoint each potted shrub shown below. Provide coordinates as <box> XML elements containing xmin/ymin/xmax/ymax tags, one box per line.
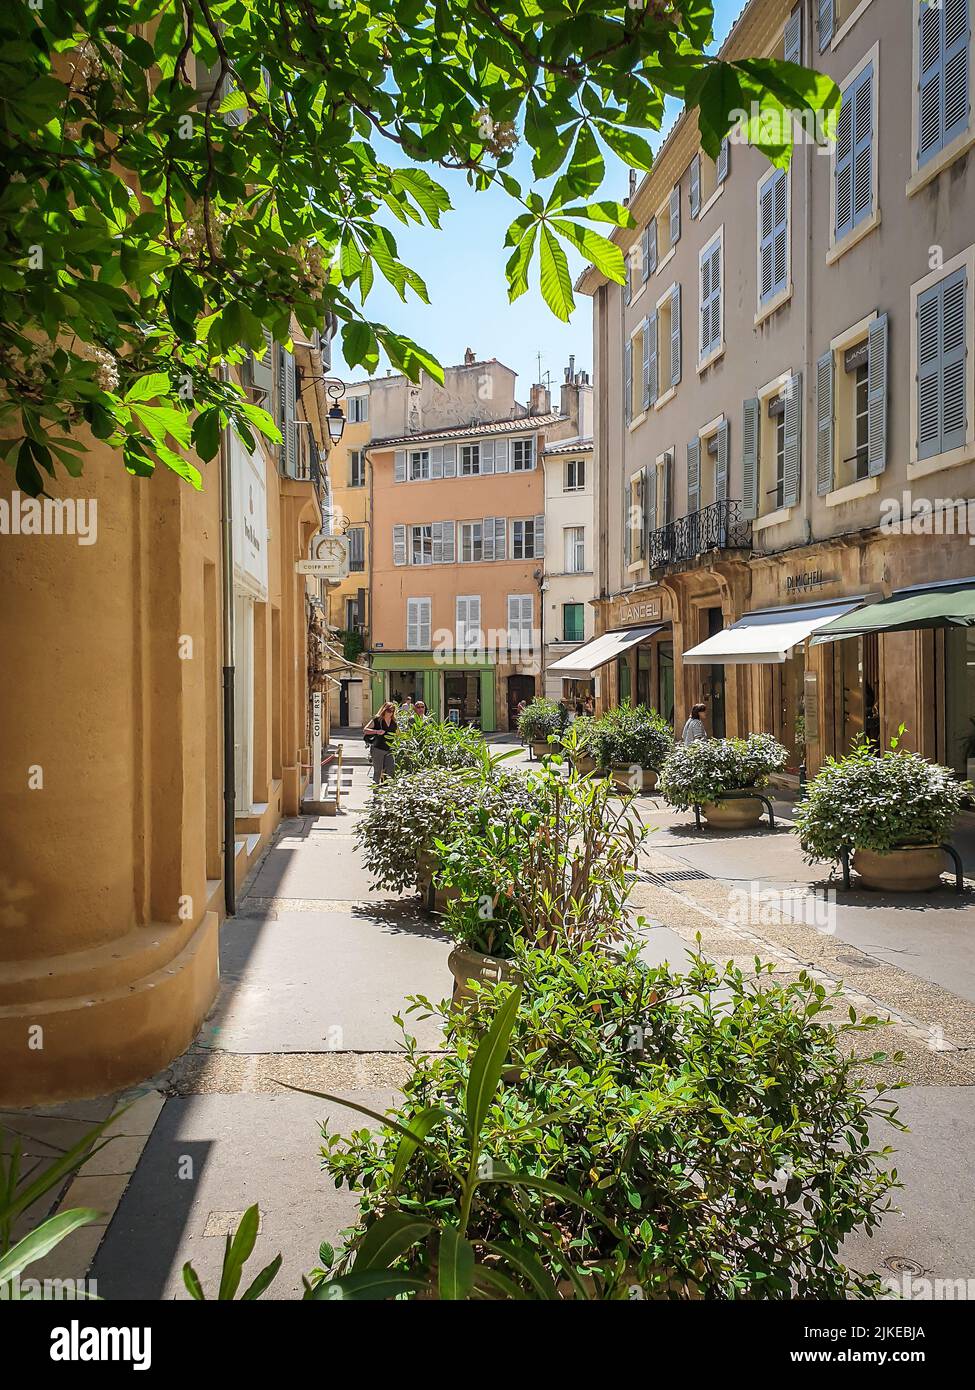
<box><xmin>517</xmin><ymin>697</ymin><xmax>567</xmax><ymax>759</ymax></box>
<box><xmin>659</xmin><ymin>733</ymin><xmax>788</xmax><ymax>828</ymax></box>
<box><xmin>568</xmin><ymin>715</ymin><xmax>598</xmax><ymax>774</ymax></box>
<box><xmin>794</xmin><ymin>734</ymin><xmax>972</xmax><ymax>891</ymax></box>
<box><xmin>434</xmin><ymin>759</ymin><xmax>642</xmax><ymax>1000</ymax></box>
<box><xmin>593</xmin><ymin>701</ymin><xmax>674</xmax><ymax>792</ymax></box>
<box><xmin>313</xmin><ymin>941</ymin><xmax>901</xmax><ymax>1300</ymax></box>
<box><xmin>389</xmin><ymin>717</ymin><xmax>483</xmax><ymax>775</ymax></box>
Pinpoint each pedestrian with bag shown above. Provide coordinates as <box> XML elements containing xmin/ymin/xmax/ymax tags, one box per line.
<box><xmin>364</xmin><ymin>702</ymin><xmax>397</xmax><ymax>783</ymax></box>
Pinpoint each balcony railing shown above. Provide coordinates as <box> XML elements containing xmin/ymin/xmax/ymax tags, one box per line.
<box><xmin>648</xmin><ymin>499</ymin><xmax>751</xmax><ymax>570</ymax></box>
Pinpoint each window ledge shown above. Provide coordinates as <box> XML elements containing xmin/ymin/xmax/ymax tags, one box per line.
<box><xmin>826</xmin><ymin>209</ymin><xmax>881</xmax><ymax>266</ymax></box>
<box><xmin>830</xmin><ymin>0</ymin><xmax>876</xmax><ymax>51</ymax></box>
<box><xmin>630</xmin><ymin>281</ymin><xmax>648</xmax><ymax>307</ymax></box>
<box><xmin>753</xmin><ymin>505</ymin><xmax>794</xmax><ymax>533</ymax></box>
<box><xmin>908</xmin><ymin>443</ymin><xmax>975</xmax><ymax>481</ymax></box>
<box><xmin>655</xmin><ymin>246</ymin><xmax>677</xmax><ymax>278</ymax></box>
<box><xmin>908</xmin><ymin>128</ymin><xmax>975</xmax><ymax>198</ymax></box>
<box><xmin>697</xmin><ymin>345</ymin><xmax>725</xmax><ymax>375</ymax></box>
<box><xmin>628</xmin><ymin>410</ymin><xmax>649</xmax><ymax>432</ymax></box>
<box><xmin>654</xmin><ymin>385</ymin><xmax>677</xmax><ymax>411</ymax></box>
<box><xmin>754</xmin><ymin>285</ymin><xmax>793</xmax><ymax>327</ymax></box>
<box><xmin>627</xmin><ymin>559</ymin><xmax>645</xmax><ymax>575</ymax></box>
<box><xmin>699</xmin><ymin>183</ymin><xmax>725</xmax><ymax>221</ymax></box>
<box><xmin>824</xmin><ymin>475</ymin><xmax>879</xmax><ymax>507</ymax></box>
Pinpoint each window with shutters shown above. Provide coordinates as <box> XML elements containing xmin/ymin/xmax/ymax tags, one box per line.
<box><xmin>629</xmin><ymin>318</ymin><xmax>650</xmax><ymax>420</ymax></box>
<box><xmin>830</xmin><ymin>49</ymin><xmax>878</xmax><ymax>258</ymax></box>
<box><xmin>456</xmin><ymin>596</ymin><xmax>482</xmax><ymax>652</ymax></box>
<box><xmin>914</xmin><ymin>0</ymin><xmax>973</xmax><ymax>183</ymax></box>
<box><xmin>410</xmin><ymin>524</ymin><xmax>433</xmax><ymax>566</ymax></box>
<box><xmin>819</xmin><ymin>0</ymin><xmax>877</xmax><ymax>54</ymax></box>
<box><xmin>819</xmin><ymin>312</ymin><xmax>889</xmax><ymax>496</ymax></box>
<box><xmin>511</xmin><ymin>438</ymin><xmax>535</xmax><ymax>471</ymax></box>
<box><xmin>564</xmin><ymin>526</ymin><xmax>585</xmax><ymax>574</ymax></box>
<box><xmin>654</xmin><ymin>283</ymin><xmax>681</xmax><ymax>403</ymax></box>
<box><xmin>911</xmin><ymin>251</ymin><xmax>974</xmax><ymax>469</ymax></box>
<box><xmin>748</xmin><ymin>372</ymin><xmax>801</xmax><ymax>522</ymax></box>
<box><xmin>347</xmin><ymin>394</ymin><xmax>369</xmax><ymax>424</ymax></box>
<box><xmin>697</xmin><ymin>418</ymin><xmax>728</xmax><ymax>509</ymax></box>
<box><xmin>348</xmin><ymin>526</ymin><xmax>365</xmax><ymax>572</ymax></box>
<box><xmin>699</xmin><ymin>229</ymin><xmax>724</xmax><ymax>367</ymax></box>
<box><xmin>757</xmin><ymin>167</ymin><xmax>791</xmax><ymax>314</ymax></box>
<box><xmin>563</xmin><ymin>603</ymin><xmax>584</xmax><ymax>643</ymax></box>
<box><xmin>690</xmin><ymin>142</ymin><xmax>729</xmax><ymax>221</ymax></box>
<box><xmin>507</xmin><ymin>594</ymin><xmax>534</xmax><ymax>653</ymax></box>
<box><xmin>461</xmin><ymin>443</ymin><xmax>481</xmax><ymax>476</ymax></box>
<box><xmin>627</xmin><ymin>471</ymin><xmax>645</xmax><ymax>565</ymax></box>
<box><xmin>459</xmin><ymin>521</ymin><xmax>483</xmax><ymax>563</ymax></box>
<box><xmin>779</xmin><ymin>5</ymin><xmax>803</xmax><ymax>63</ymax></box>
<box><xmin>565</xmin><ymin>457</ymin><xmax>586</xmax><ymax>492</ymax></box>
<box><xmin>406</xmin><ymin>598</ymin><xmax>431</xmax><ymax>651</ymax></box>
<box><xmin>349</xmin><ymin>450</ymin><xmax>365</xmax><ymax>488</ymax></box>
<box><xmin>511</xmin><ymin>517</ymin><xmax>539</xmax><ymax>560</ymax></box>
<box><xmin>644</xmin><ymin>187</ymin><xmax>681</xmax><ymax>283</ymax></box>
<box><xmin>409</xmin><ymin>449</ymin><xmax>430</xmax><ymax>481</ymax></box>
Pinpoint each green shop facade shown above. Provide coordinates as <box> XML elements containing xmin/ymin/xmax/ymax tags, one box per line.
<box><xmin>370</xmin><ymin>651</ymin><xmax>506</xmax><ymax>731</ymax></box>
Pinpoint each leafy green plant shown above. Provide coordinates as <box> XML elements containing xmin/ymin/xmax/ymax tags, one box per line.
<box><xmin>390</xmin><ymin>718</ymin><xmax>484</xmax><ymax>775</ymax></box>
<box><xmin>182</xmin><ymin>1205</ymin><xmax>281</xmax><ymax>1300</ymax></box>
<box><xmin>517</xmin><ymin>698</ymin><xmax>568</xmax><ymax>746</ymax></box>
<box><xmin>354</xmin><ymin>765</ymin><xmax>540</xmax><ymax>895</ymax></box>
<box><xmin>592</xmin><ymin>701</ymin><xmax>674</xmax><ymax>771</ymax></box>
<box><xmin>659</xmin><ymin>733</ymin><xmax>789</xmax><ymax>810</ymax></box>
<box><xmin>1</xmin><ymin>1110</ymin><xmax>123</xmax><ymax>1299</ymax></box>
<box><xmin>1</xmin><ymin>3</ymin><xmax>838</xmax><ymax>494</ymax></box>
<box><xmin>316</xmin><ymin>942</ymin><xmax>902</xmax><ymax>1299</ymax></box>
<box><xmin>338</xmin><ymin>628</ymin><xmax>365</xmax><ymax>664</ymax></box>
<box><xmin>794</xmin><ymin>734</ymin><xmax>972</xmax><ymax>865</ymax></box>
<box><xmin>434</xmin><ymin>756</ymin><xmax>644</xmax><ymax>957</ymax></box>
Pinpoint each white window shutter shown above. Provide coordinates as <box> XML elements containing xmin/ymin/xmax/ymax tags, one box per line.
<box><xmin>442</xmin><ymin>520</ymin><xmax>456</xmax><ymax>563</ymax></box>
<box><xmin>534</xmin><ymin>513</ymin><xmax>545</xmax><ymax>557</ymax></box>
<box><xmin>482</xmin><ymin>516</ymin><xmax>495</xmax><ymax>561</ymax></box>
<box><xmin>867</xmin><ymin>313</ymin><xmax>889</xmax><ymax>477</ymax></box>
<box><xmin>647</xmin><ymin>219</ymin><xmax>657</xmax><ymax>277</ymax></box>
<box><xmin>742</xmin><ymin>398</ymin><xmax>761</xmax><ymax>520</ymax></box>
<box><xmin>816</xmin><ymin>350</ymin><xmax>835</xmax><ymax>496</ymax></box>
<box><xmin>393</xmin><ymin>523</ymin><xmax>407</xmax><ymax>566</ymax></box>
<box><xmin>717</xmin><ymin>137</ymin><xmax>730</xmax><ymax>184</ymax></box>
<box><xmin>430</xmin><ymin>444</ymin><xmax>444</xmax><ymax>479</ymax></box>
<box><xmin>432</xmin><ymin>521</ymin><xmax>444</xmax><ymax>564</ymax></box>
<box><xmin>394</xmin><ymin>449</ymin><xmax>407</xmax><ymax>483</ymax></box>
<box><xmin>494</xmin><ymin>516</ymin><xmax>506</xmax><ymax>560</ymax></box>
<box><xmin>494</xmin><ymin>438</ymin><xmax>509</xmax><ymax>473</ymax></box>
<box><xmin>420</xmin><ymin>599</ymin><xmax>431</xmax><ymax>649</ymax></box>
<box><xmin>481</xmin><ymin>439</ymin><xmax>495</xmax><ymax>475</ymax></box>
<box><xmin>443</xmin><ymin>443</ymin><xmax>457</xmax><ymax>477</ymax></box>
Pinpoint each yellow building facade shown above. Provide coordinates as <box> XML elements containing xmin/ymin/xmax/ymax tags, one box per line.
<box><xmin>324</xmin><ymin>382</ymin><xmax>372</xmax><ymax>729</ymax></box>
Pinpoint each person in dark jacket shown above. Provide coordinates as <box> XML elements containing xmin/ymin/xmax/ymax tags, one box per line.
<box><xmin>364</xmin><ymin>702</ymin><xmax>397</xmax><ymax>783</ymax></box>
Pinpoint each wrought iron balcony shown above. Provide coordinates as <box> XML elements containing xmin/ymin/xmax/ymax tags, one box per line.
<box><xmin>647</xmin><ymin>499</ymin><xmax>751</xmax><ymax>570</ymax></box>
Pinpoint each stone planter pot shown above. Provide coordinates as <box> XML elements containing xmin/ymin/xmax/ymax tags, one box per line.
<box><xmin>700</xmin><ymin>795</ymin><xmax>763</xmax><ymax>829</ymax></box>
<box><xmin>531</xmin><ymin>740</ymin><xmax>551</xmax><ymax>760</ymax></box>
<box><xmin>640</xmin><ymin>768</ymin><xmax>658</xmax><ymax>793</ymax></box>
<box><xmin>610</xmin><ymin>765</ymin><xmax>659</xmax><ymax>794</ymax></box>
<box><xmin>573</xmin><ymin>752</ymin><xmax>597</xmax><ymax>776</ymax></box>
<box><xmin>448</xmin><ymin>945</ymin><xmax>515</xmax><ymax>1005</ymax></box>
<box><xmin>852</xmin><ymin>844</ymin><xmax>948</xmax><ymax>892</ymax></box>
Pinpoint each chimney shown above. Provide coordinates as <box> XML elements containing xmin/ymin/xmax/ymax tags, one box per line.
<box><xmin>529</xmin><ymin>382</ymin><xmax>551</xmax><ymax>415</ymax></box>
<box><xmin>628</xmin><ymin>168</ymin><xmax>637</xmax><ymax>198</ymax></box>
<box><xmin>464</xmin><ymin>347</ymin><xmax>475</xmax><ymax>366</ymax></box>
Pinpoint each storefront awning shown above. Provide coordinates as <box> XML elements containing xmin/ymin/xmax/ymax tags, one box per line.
<box><xmin>683</xmin><ymin>600</ymin><xmax>864</xmax><ymax>666</ymax></box>
<box><xmin>548</xmin><ymin>625</ymin><xmax>663</xmax><ymax>676</ymax></box>
<box><xmin>810</xmin><ymin>577</ymin><xmax>975</xmax><ymax>644</ymax></box>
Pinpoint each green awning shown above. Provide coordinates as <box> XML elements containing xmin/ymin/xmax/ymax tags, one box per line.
<box><xmin>810</xmin><ymin>579</ymin><xmax>975</xmax><ymax>644</ymax></box>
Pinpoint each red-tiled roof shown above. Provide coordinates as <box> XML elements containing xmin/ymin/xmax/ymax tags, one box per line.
<box><xmin>371</xmin><ymin>411</ymin><xmax>566</xmax><ymax>448</ymax></box>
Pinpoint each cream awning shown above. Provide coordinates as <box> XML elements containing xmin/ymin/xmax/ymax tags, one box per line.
<box><xmin>548</xmin><ymin>625</ymin><xmax>664</xmax><ymax>677</ymax></box>
<box><xmin>682</xmin><ymin>600</ymin><xmax>865</xmax><ymax>666</ymax></box>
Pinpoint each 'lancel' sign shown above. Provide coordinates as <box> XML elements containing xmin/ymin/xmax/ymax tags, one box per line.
<box><xmin>616</xmin><ymin>597</ymin><xmax>662</xmax><ymax>626</ymax></box>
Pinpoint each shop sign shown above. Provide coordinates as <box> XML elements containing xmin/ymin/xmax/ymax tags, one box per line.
<box><xmin>616</xmin><ymin>597</ymin><xmax>662</xmax><ymax>626</ymax></box>
<box><xmin>803</xmin><ymin>671</ymin><xmax>819</xmax><ymax>743</ymax></box>
<box><xmin>230</xmin><ymin>433</ymin><xmax>268</xmax><ymax>601</ymax></box>
<box><xmin>785</xmin><ymin>569</ymin><xmax>836</xmax><ymax>597</ymax></box>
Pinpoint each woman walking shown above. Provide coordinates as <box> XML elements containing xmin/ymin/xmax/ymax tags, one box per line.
<box><xmin>364</xmin><ymin>702</ymin><xmax>397</xmax><ymax>783</ymax></box>
<box><xmin>681</xmin><ymin>702</ymin><xmax>709</xmax><ymax>746</ymax></box>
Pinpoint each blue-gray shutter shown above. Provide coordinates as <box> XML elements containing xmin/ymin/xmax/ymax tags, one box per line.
<box><xmin>742</xmin><ymin>398</ymin><xmax>760</xmax><ymax>520</ymax></box>
<box><xmin>670</xmin><ymin>185</ymin><xmax>681</xmax><ymax>245</ymax></box>
<box><xmin>816</xmin><ymin>350</ymin><xmax>835</xmax><ymax>496</ymax></box>
<box><xmin>624</xmin><ymin>487</ymin><xmax>632</xmax><ymax>564</ymax></box>
<box><xmin>644</xmin><ymin>463</ymin><xmax>656</xmax><ymax>546</ymax></box>
<box><xmin>917</xmin><ymin>280</ymin><xmax>944</xmax><ymax>459</ymax></box>
<box><xmin>670</xmin><ymin>284</ymin><xmax>682</xmax><ymax>388</ymax></box>
<box><xmin>642</xmin><ymin>222</ymin><xmax>655</xmax><ymax>281</ymax></box>
<box><xmin>393</xmin><ymin>523</ymin><xmax>407</xmax><ymax>566</ymax></box>
<box><xmin>624</xmin><ymin>255</ymin><xmax>632</xmax><ymax>305</ymax></box>
<box><xmin>689</xmin><ymin>154</ymin><xmax>701</xmax><ymax>218</ymax></box>
<box><xmin>394</xmin><ymin>449</ymin><xmax>407</xmax><ymax>482</ymax></box>
<box><xmin>716</xmin><ymin>137</ymin><xmax>730</xmax><ymax>184</ymax></box>
<box><xmin>782</xmin><ymin>372</ymin><xmax>802</xmax><ymax>508</ymax></box>
<box><xmin>646</xmin><ymin>313</ymin><xmax>658</xmax><ymax>408</ymax></box>
<box><xmin>918</xmin><ymin>268</ymin><xmax>968</xmax><ymax>459</ymax></box>
<box><xmin>481</xmin><ymin>516</ymin><xmax>495</xmax><ymax>561</ymax></box>
<box><xmin>715</xmin><ymin>420</ymin><xmax>729</xmax><ymax>502</ymax></box>
<box><xmin>920</xmin><ymin>0</ymin><xmax>971</xmax><ymax>164</ymax></box>
<box><xmin>944</xmin><ymin>0</ymin><xmax>971</xmax><ymax>150</ymax></box>
<box><xmin>280</xmin><ymin>346</ymin><xmax>297</xmax><ymax>475</ymax></box>
<box><xmin>686</xmin><ymin>437</ymin><xmax>701</xmax><ymax>515</ymax></box>
<box><xmin>818</xmin><ymin>0</ymin><xmax>834</xmax><ymax>53</ymax></box>
<box><xmin>624</xmin><ymin>340</ymin><xmax>632</xmax><ymax>424</ymax></box>
<box><xmin>701</xmin><ymin>239</ymin><xmax>721</xmax><ymax>358</ymax></box>
<box><xmin>867</xmin><ymin>313</ymin><xmax>889</xmax><ymax>476</ymax></box>
<box><xmin>661</xmin><ymin>450</ymin><xmax>672</xmax><ymax>524</ymax></box>
<box><xmin>834</xmin><ymin>83</ymin><xmax>854</xmax><ymax>239</ymax></box>
<box><xmin>836</xmin><ymin>64</ymin><xmax>873</xmax><ymax>240</ymax></box>
<box><xmin>759</xmin><ymin>174</ymin><xmax>777</xmax><ymax>303</ymax></box>
<box><xmin>784</xmin><ymin>7</ymin><xmax>802</xmax><ymax>65</ymax></box>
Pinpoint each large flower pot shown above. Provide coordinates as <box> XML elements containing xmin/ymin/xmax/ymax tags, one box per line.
<box><xmin>531</xmin><ymin>741</ymin><xmax>551</xmax><ymax>760</ymax></box>
<box><xmin>448</xmin><ymin>945</ymin><xmax>514</xmax><ymax>1005</ymax></box>
<box><xmin>610</xmin><ymin>765</ymin><xmax>659</xmax><ymax>794</ymax></box>
<box><xmin>700</xmin><ymin>795</ymin><xmax>763</xmax><ymax>829</ymax></box>
<box><xmin>640</xmin><ymin>768</ymin><xmax>658</xmax><ymax>793</ymax></box>
<box><xmin>573</xmin><ymin>752</ymin><xmax>597</xmax><ymax>776</ymax></box>
<box><xmin>852</xmin><ymin>845</ymin><xmax>947</xmax><ymax>892</ymax></box>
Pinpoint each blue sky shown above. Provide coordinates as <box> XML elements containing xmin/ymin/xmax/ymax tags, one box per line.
<box><xmin>335</xmin><ymin>2</ymin><xmax>742</xmax><ymax>400</ymax></box>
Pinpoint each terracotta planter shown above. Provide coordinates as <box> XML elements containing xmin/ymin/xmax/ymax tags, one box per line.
<box><xmin>573</xmin><ymin>752</ymin><xmax>597</xmax><ymax>776</ymax></box>
<box><xmin>610</xmin><ymin>764</ymin><xmax>659</xmax><ymax>794</ymax></box>
<box><xmin>531</xmin><ymin>740</ymin><xmax>551</xmax><ymax>760</ymax></box>
<box><xmin>447</xmin><ymin>945</ymin><xmax>514</xmax><ymax>1005</ymax></box>
<box><xmin>640</xmin><ymin>768</ymin><xmax>658</xmax><ymax>793</ymax></box>
<box><xmin>700</xmin><ymin>795</ymin><xmax>763</xmax><ymax>829</ymax></box>
<box><xmin>852</xmin><ymin>844</ymin><xmax>948</xmax><ymax>892</ymax></box>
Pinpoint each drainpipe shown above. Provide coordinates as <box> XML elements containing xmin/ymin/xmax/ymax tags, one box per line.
<box><xmin>798</xmin><ymin>0</ymin><xmax>815</xmax><ymax>797</ymax></box>
<box><xmin>219</xmin><ymin>363</ymin><xmax>237</xmax><ymax>916</ymax></box>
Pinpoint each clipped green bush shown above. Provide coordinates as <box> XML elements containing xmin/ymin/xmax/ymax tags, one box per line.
<box><xmin>660</xmin><ymin>733</ymin><xmax>788</xmax><ymax>810</ymax></box>
<box><xmin>317</xmin><ymin>942</ymin><xmax>901</xmax><ymax>1300</ymax></box>
<box><xmin>593</xmin><ymin>701</ymin><xmax>674</xmax><ymax>771</ymax></box>
<box><xmin>390</xmin><ymin>717</ymin><xmax>483</xmax><ymax>775</ymax></box>
<box><xmin>517</xmin><ymin>698</ymin><xmax>568</xmax><ymax>746</ymax></box>
<box><xmin>795</xmin><ymin>736</ymin><xmax>971</xmax><ymax>865</ymax></box>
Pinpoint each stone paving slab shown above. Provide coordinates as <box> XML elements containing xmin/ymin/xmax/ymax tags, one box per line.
<box><xmin>247</xmin><ymin>840</ymin><xmax>396</xmax><ymax>900</ymax></box>
<box><xmin>89</xmin><ymin>1091</ymin><xmax>396</xmax><ymax>1300</ymax></box>
<box><xmin>208</xmin><ymin>907</ymin><xmax>450</xmax><ymax>1053</ymax></box>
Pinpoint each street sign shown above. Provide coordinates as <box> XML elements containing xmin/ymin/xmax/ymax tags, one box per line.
<box><xmin>312</xmin><ymin>691</ymin><xmax>323</xmax><ymax>802</ymax></box>
<box><xmin>297</xmin><ymin>533</ymin><xmax>349</xmax><ymax>579</ymax></box>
